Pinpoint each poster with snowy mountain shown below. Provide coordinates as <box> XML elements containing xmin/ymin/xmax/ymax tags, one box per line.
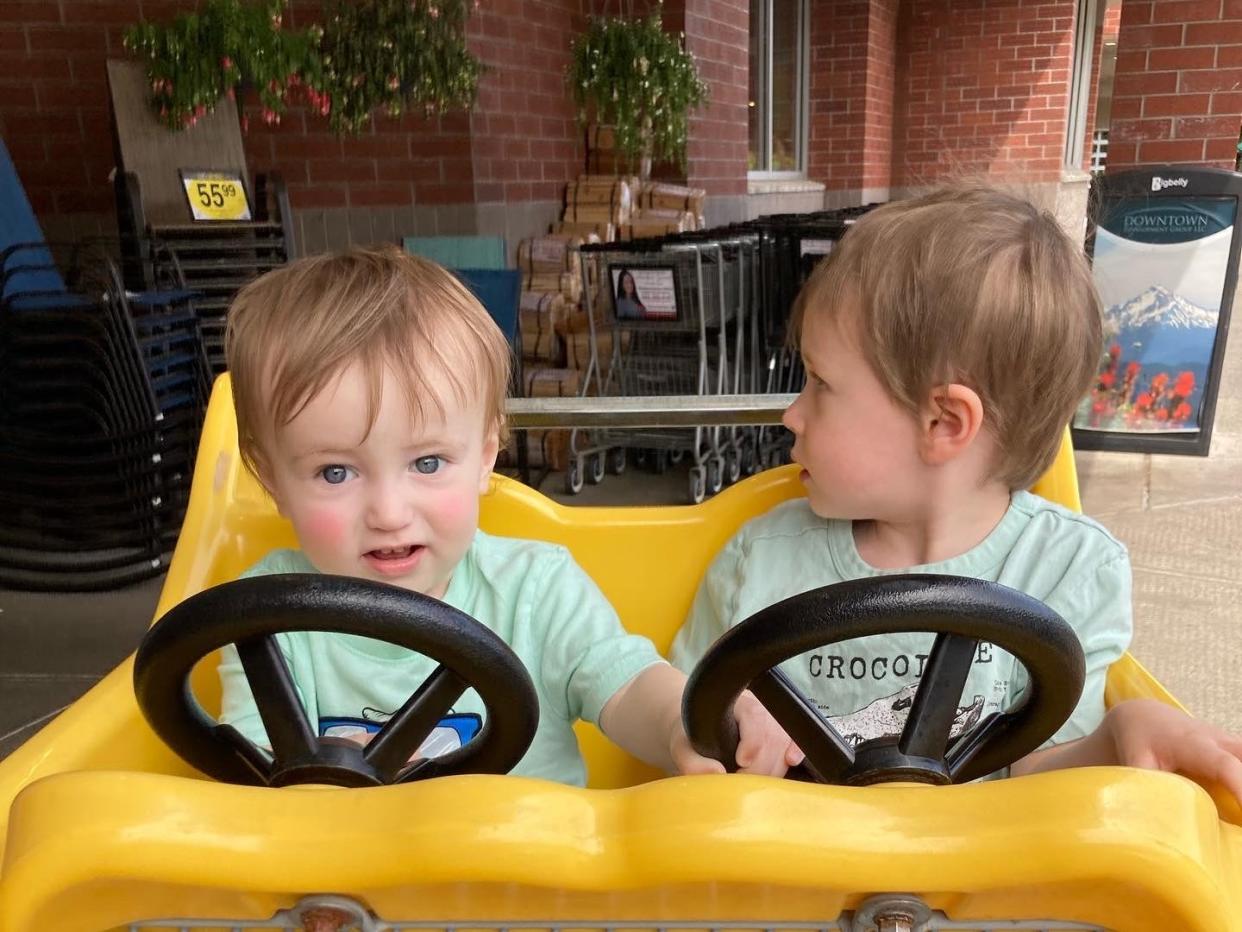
<box><xmin>1075</xmin><ymin>195</ymin><xmax>1235</xmax><ymax>438</ymax></box>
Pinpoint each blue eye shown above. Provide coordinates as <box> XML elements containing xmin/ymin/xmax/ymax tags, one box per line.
<box><xmin>320</xmin><ymin>465</ymin><xmax>351</xmax><ymax>485</ymax></box>
<box><xmin>413</xmin><ymin>455</ymin><xmax>442</xmax><ymax>475</ymax></box>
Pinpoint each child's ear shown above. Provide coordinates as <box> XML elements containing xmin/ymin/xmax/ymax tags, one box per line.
<box><xmin>478</xmin><ymin>429</ymin><xmax>501</xmax><ymax>493</ymax></box>
<box><xmin>919</xmin><ymin>383</ymin><xmax>984</xmax><ymax>466</ymax></box>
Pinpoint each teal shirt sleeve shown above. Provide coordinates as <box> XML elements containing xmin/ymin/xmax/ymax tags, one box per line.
<box><xmin>1032</xmin><ymin>551</ymin><xmax>1133</xmax><ymax>748</ymax></box>
<box><xmin>216</xmin><ymin>550</ymin><xmax>315</xmax><ymax>747</ymax></box>
<box><xmin>527</xmin><ymin>545</ymin><xmax>665</xmax><ymax>727</ymax></box>
<box><xmin>669</xmin><ymin>533</ymin><xmax>744</xmax><ymax>674</ymax></box>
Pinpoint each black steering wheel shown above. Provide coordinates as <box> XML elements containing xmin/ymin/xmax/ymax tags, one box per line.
<box><xmin>134</xmin><ymin>574</ymin><xmax>540</xmax><ymax>788</ymax></box>
<box><xmin>683</xmin><ymin>575</ymin><xmax>1085</xmax><ymax>785</ymax></box>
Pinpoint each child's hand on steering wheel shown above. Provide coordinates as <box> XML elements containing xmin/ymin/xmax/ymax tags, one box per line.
<box><xmin>732</xmin><ymin>690</ymin><xmax>806</xmax><ymax>776</ymax></box>
<box><xmin>669</xmin><ymin>690</ymin><xmax>803</xmax><ymax>777</ymax></box>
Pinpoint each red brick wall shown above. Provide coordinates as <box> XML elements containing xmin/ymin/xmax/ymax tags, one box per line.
<box><xmin>806</xmin><ymin>0</ymin><xmax>897</xmax><ymax>193</ymax></box>
<box><xmin>467</xmin><ymin>0</ymin><xmax>583</xmax><ymax>204</ymax></box>
<box><xmin>1107</xmin><ymin>0</ymin><xmax>1242</xmax><ymax>170</ymax></box>
<box><xmin>0</xmin><ymin>0</ymin><xmax>129</xmax><ymax>218</ymax></box>
<box><xmin>862</xmin><ymin>0</ymin><xmax>898</xmax><ymax>189</ymax></box>
<box><xmin>0</xmin><ymin>0</ymin><xmax>584</xmax><ymax>228</ymax></box>
<box><xmin>893</xmin><ymin>0</ymin><xmax>1074</xmax><ymax>186</ymax></box>
<box><xmin>807</xmin><ymin>0</ymin><xmax>870</xmax><ymax>191</ymax></box>
<box><xmin>680</xmin><ymin>0</ymin><xmax>749</xmax><ymax>196</ymax></box>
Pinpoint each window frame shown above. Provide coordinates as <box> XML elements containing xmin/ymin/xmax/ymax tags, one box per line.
<box><xmin>748</xmin><ymin>0</ymin><xmax>811</xmax><ymax>179</ymax></box>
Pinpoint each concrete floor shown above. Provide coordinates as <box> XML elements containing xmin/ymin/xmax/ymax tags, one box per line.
<box><xmin>3</xmin><ymin>334</ymin><xmax>1241</xmax><ymax>757</ymax></box>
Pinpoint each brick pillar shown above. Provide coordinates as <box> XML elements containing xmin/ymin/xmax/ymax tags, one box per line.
<box><xmin>807</xmin><ymin>0</ymin><xmax>898</xmax><ymax>200</ymax></box>
<box><xmin>679</xmin><ymin>0</ymin><xmax>750</xmax><ymax>213</ymax></box>
<box><xmin>1107</xmin><ymin>0</ymin><xmax>1242</xmax><ymax>170</ymax></box>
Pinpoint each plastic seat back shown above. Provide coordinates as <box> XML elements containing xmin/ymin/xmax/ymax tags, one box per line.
<box><xmin>403</xmin><ymin>235</ymin><xmax>507</xmax><ymax>270</ymax></box>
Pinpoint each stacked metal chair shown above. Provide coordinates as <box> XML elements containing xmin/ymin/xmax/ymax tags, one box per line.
<box><xmin>0</xmin><ymin>138</ymin><xmax>211</xmax><ymax>590</ymax></box>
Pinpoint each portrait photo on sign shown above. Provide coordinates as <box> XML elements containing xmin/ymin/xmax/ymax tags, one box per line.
<box><xmin>610</xmin><ymin>266</ymin><xmax>679</xmax><ymax>321</ymax></box>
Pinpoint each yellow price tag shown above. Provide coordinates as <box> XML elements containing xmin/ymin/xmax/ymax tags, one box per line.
<box><xmin>180</xmin><ymin>170</ymin><xmax>252</xmax><ymax>222</ymax></box>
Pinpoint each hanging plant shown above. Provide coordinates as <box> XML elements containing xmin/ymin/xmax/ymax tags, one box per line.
<box><xmin>567</xmin><ymin>8</ymin><xmax>708</xmax><ymax>171</ymax></box>
<box><xmin>319</xmin><ymin>0</ymin><xmax>482</xmax><ymax>135</ymax></box>
<box><xmin>123</xmin><ymin>0</ymin><xmax>323</xmax><ymax>131</ymax></box>
<box><xmin>123</xmin><ymin>0</ymin><xmax>481</xmax><ymax>137</ymax></box>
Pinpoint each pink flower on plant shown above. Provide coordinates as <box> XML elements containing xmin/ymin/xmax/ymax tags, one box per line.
<box><xmin>221</xmin><ymin>56</ymin><xmax>233</xmax><ymax>70</ymax></box>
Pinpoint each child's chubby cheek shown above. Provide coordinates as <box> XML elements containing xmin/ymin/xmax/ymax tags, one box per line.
<box><xmin>298</xmin><ymin>507</ymin><xmax>349</xmax><ymax>549</ymax></box>
<box><xmin>424</xmin><ymin>492</ymin><xmax>476</xmax><ymax>528</ymax></box>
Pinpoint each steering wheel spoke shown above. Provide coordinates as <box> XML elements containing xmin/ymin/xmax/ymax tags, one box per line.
<box><xmin>213</xmin><ymin>722</ymin><xmax>276</xmax><ymax>781</ymax></box>
<box><xmin>752</xmin><ymin>667</ymin><xmax>855</xmax><ymax>780</ymax></box>
<box><xmin>946</xmin><ymin>710</ymin><xmax>1018</xmax><ymax>779</ymax></box>
<box><xmin>235</xmin><ymin>634</ymin><xmax>319</xmax><ymax>761</ymax></box>
<box><xmin>365</xmin><ymin>664</ymin><xmax>469</xmax><ymax>780</ymax></box>
<box><xmin>897</xmin><ymin>633</ymin><xmax>979</xmax><ymax>761</ymax></box>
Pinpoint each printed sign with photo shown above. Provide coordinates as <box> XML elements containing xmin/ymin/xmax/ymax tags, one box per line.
<box><xmin>609</xmin><ymin>266</ymin><xmax>679</xmax><ymax>321</ymax></box>
<box><xmin>1073</xmin><ymin>168</ymin><xmax>1242</xmax><ymax>455</ymax></box>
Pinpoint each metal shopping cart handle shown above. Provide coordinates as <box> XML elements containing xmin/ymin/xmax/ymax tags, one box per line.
<box><xmin>505</xmin><ymin>393</ymin><xmax>798</xmax><ymax>429</ymax></box>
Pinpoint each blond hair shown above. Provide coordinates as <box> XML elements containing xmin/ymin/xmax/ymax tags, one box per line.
<box><xmin>794</xmin><ymin>184</ymin><xmax>1102</xmax><ymax>490</ymax></box>
<box><xmin>226</xmin><ymin>244</ymin><xmax>512</xmax><ymax>479</ymax></box>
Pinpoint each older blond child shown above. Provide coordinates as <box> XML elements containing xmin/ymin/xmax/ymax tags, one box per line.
<box><xmin>671</xmin><ymin>185</ymin><xmax>1242</xmax><ymax>794</ymax></box>
<box><xmin>219</xmin><ymin>245</ymin><xmax>791</xmax><ymax>785</ymax></box>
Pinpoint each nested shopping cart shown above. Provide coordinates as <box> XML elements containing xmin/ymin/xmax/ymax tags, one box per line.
<box><xmin>571</xmin><ymin>236</ymin><xmax>754</xmax><ymax>502</ymax></box>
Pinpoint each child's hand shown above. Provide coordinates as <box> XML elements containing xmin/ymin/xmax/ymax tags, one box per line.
<box><xmin>669</xmin><ymin>729</ymin><xmax>728</xmax><ymax>775</ymax></box>
<box><xmin>1107</xmin><ymin>698</ymin><xmax>1242</xmax><ymax>802</ymax></box>
<box><xmin>732</xmin><ymin>690</ymin><xmax>805</xmax><ymax>777</ymax></box>
<box><xmin>667</xmin><ymin>691</ymin><xmax>804</xmax><ymax>777</ymax></box>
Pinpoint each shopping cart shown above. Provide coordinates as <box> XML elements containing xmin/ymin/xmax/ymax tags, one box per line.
<box><xmin>572</xmin><ymin>236</ymin><xmax>749</xmax><ymax>502</ymax></box>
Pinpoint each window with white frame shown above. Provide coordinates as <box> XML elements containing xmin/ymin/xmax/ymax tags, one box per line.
<box><xmin>749</xmin><ymin>0</ymin><xmax>808</xmax><ymax>175</ymax></box>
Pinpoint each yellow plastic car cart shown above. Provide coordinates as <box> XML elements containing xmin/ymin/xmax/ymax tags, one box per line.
<box><xmin>0</xmin><ymin>376</ymin><xmax>1239</xmax><ymax>932</ymax></box>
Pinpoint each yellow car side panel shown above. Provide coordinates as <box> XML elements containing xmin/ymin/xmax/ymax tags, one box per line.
<box><xmin>3</xmin><ymin>768</ymin><xmax>1242</xmax><ymax>931</ymax></box>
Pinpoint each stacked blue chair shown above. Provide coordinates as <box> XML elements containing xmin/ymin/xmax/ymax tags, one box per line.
<box><xmin>0</xmin><ymin>138</ymin><xmax>211</xmax><ymax>590</ymax></box>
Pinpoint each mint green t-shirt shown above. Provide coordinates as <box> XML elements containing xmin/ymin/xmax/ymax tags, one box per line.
<box><xmin>218</xmin><ymin>530</ymin><xmax>664</xmax><ymax>786</ymax></box>
<box><xmin>669</xmin><ymin>492</ymin><xmax>1132</xmax><ymax>759</ymax></box>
